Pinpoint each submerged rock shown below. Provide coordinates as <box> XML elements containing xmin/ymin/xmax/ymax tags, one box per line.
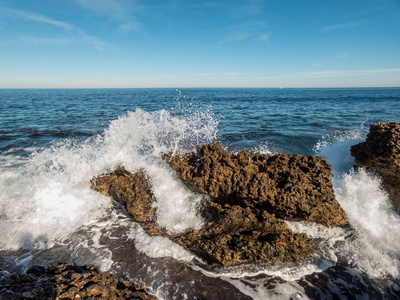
<box><xmin>91</xmin><ymin>164</ymin><xmax>316</xmax><ymax>266</ymax></box>
<box><xmin>0</xmin><ymin>263</ymin><xmax>158</xmax><ymax>300</ymax></box>
<box><xmin>351</xmin><ymin>122</ymin><xmax>400</xmax><ymax>213</ymax></box>
<box><xmin>163</xmin><ymin>142</ymin><xmax>347</xmax><ymax>227</ymax></box>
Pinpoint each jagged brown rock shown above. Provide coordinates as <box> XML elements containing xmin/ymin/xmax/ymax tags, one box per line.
<box><xmin>51</xmin><ymin>263</ymin><xmax>157</xmax><ymax>300</ymax></box>
<box><xmin>163</xmin><ymin>142</ymin><xmax>347</xmax><ymax>226</ymax></box>
<box><xmin>174</xmin><ymin>201</ymin><xmax>316</xmax><ymax>266</ymax></box>
<box><xmin>351</xmin><ymin>122</ymin><xmax>400</xmax><ymax>213</ymax></box>
<box><xmin>90</xmin><ymin>166</ymin><xmax>317</xmax><ymax>266</ymax></box>
<box><xmin>0</xmin><ymin>263</ymin><xmax>158</xmax><ymax>300</ymax></box>
<box><xmin>91</xmin><ymin>167</ymin><xmax>163</xmax><ymax>235</ymax></box>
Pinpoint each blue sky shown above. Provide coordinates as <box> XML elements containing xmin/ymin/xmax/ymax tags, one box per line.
<box><xmin>1</xmin><ymin>0</ymin><xmax>399</xmax><ymax>88</ymax></box>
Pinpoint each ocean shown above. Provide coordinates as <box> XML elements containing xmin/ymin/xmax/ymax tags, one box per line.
<box><xmin>1</xmin><ymin>87</ymin><xmax>400</xmax><ymax>299</ymax></box>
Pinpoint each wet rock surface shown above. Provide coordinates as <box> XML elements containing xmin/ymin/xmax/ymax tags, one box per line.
<box><xmin>91</xmin><ymin>154</ymin><xmax>321</xmax><ymax>266</ymax></box>
<box><xmin>163</xmin><ymin>142</ymin><xmax>347</xmax><ymax>226</ymax></box>
<box><xmin>173</xmin><ymin>201</ymin><xmax>316</xmax><ymax>266</ymax></box>
<box><xmin>91</xmin><ymin>167</ymin><xmax>162</xmax><ymax>236</ymax></box>
<box><xmin>0</xmin><ymin>263</ymin><xmax>158</xmax><ymax>300</ymax></box>
<box><xmin>351</xmin><ymin>122</ymin><xmax>400</xmax><ymax>213</ymax></box>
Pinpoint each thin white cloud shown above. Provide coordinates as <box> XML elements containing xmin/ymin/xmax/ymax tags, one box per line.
<box><xmin>80</xmin><ymin>35</ymin><xmax>107</xmax><ymax>50</ymax></box>
<box><xmin>221</xmin><ymin>32</ymin><xmax>250</xmax><ymax>43</ymax></box>
<box><xmin>194</xmin><ymin>73</ymin><xmax>217</xmax><ymax>76</ymax></box>
<box><xmin>76</xmin><ymin>0</ymin><xmax>135</xmax><ymax>17</ymax></box>
<box><xmin>320</xmin><ymin>20</ymin><xmax>364</xmax><ymax>31</ymax></box>
<box><xmin>229</xmin><ymin>0</ymin><xmax>265</xmax><ymax>19</ymax></box>
<box><xmin>222</xmin><ymin>20</ymin><xmax>267</xmax><ymax>43</ymax></box>
<box><xmin>3</xmin><ymin>8</ymin><xmax>106</xmax><ymax>49</ymax></box>
<box><xmin>224</xmin><ymin>72</ymin><xmax>242</xmax><ymax>76</ymax></box>
<box><xmin>364</xmin><ymin>69</ymin><xmax>400</xmax><ymax>73</ymax></box>
<box><xmin>258</xmin><ymin>33</ymin><xmax>269</xmax><ymax>41</ymax></box>
<box><xmin>163</xmin><ymin>1</ymin><xmax>219</xmax><ymax>10</ymax></box>
<box><xmin>17</xmin><ymin>36</ymin><xmax>73</xmax><ymax>45</ymax></box>
<box><xmin>119</xmin><ymin>18</ymin><xmax>143</xmax><ymax>32</ymax></box>
<box><xmin>76</xmin><ymin>0</ymin><xmax>144</xmax><ymax>32</ymax></box>
<box><xmin>194</xmin><ymin>72</ymin><xmax>244</xmax><ymax>76</ymax></box>
<box><xmin>5</xmin><ymin>8</ymin><xmax>74</xmax><ymax>31</ymax></box>
<box><xmin>297</xmin><ymin>69</ymin><xmax>400</xmax><ymax>78</ymax></box>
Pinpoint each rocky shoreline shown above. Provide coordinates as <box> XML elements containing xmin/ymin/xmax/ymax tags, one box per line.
<box><xmin>3</xmin><ymin>122</ymin><xmax>400</xmax><ymax>299</ymax></box>
<box><xmin>0</xmin><ymin>263</ymin><xmax>158</xmax><ymax>300</ymax></box>
<box><xmin>91</xmin><ymin>142</ymin><xmax>348</xmax><ymax>267</ymax></box>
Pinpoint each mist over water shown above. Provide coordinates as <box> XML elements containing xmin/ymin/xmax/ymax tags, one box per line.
<box><xmin>1</xmin><ymin>88</ymin><xmax>400</xmax><ymax>299</ymax></box>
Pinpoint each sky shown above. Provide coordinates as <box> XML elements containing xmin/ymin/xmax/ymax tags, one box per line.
<box><xmin>0</xmin><ymin>0</ymin><xmax>399</xmax><ymax>88</ymax></box>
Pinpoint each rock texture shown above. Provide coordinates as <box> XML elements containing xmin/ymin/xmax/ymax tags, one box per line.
<box><xmin>163</xmin><ymin>142</ymin><xmax>347</xmax><ymax>227</ymax></box>
<box><xmin>91</xmin><ymin>167</ymin><xmax>162</xmax><ymax>235</ymax></box>
<box><xmin>351</xmin><ymin>122</ymin><xmax>400</xmax><ymax>213</ymax></box>
<box><xmin>0</xmin><ymin>263</ymin><xmax>158</xmax><ymax>300</ymax></box>
<box><xmin>91</xmin><ymin>165</ymin><xmax>317</xmax><ymax>266</ymax></box>
<box><xmin>174</xmin><ymin>201</ymin><xmax>316</xmax><ymax>266</ymax></box>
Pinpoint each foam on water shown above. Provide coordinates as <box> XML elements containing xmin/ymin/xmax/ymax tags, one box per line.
<box><xmin>335</xmin><ymin>169</ymin><xmax>400</xmax><ymax>278</ymax></box>
<box><xmin>127</xmin><ymin>223</ymin><xmax>197</xmax><ymax>262</ymax></box>
<box><xmin>0</xmin><ymin>107</ymin><xmax>218</xmax><ymax>253</ymax></box>
<box><xmin>0</xmin><ymin>147</ymin><xmax>112</xmax><ymax>251</ymax></box>
<box><xmin>313</xmin><ymin>125</ymin><xmax>366</xmax><ymax>176</ymax></box>
<box><xmin>307</xmin><ymin>128</ymin><xmax>400</xmax><ymax>279</ymax></box>
<box><xmin>221</xmin><ymin>277</ymin><xmax>307</xmax><ymax>300</ymax></box>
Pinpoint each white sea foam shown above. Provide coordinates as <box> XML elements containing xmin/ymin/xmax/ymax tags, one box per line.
<box><xmin>335</xmin><ymin>169</ymin><xmax>400</xmax><ymax>278</ymax></box>
<box><xmin>126</xmin><ymin>223</ymin><xmax>197</xmax><ymax>262</ymax></box>
<box><xmin>0</xmin><ymin>107</ymin><xmax>218</xmax><ymax>252</ymax></box>
<box><xmin>0</xmin><ymin>150</ymin><xmax>112</xmax><ymax>251</ymax></box>
<box><xmin>251</xmin><ymin>141</ymin><xmax>277</xmax><ymax>155</ymax></box>
<box><xmin>308</xmin><ymin>129</ymin><xmax>400</xmax><ymax>279</ymax></box>
<box><xmin>313</xmin><ymin>125</ymin><xmax>366</xmax><ymax>176</ymax></box>
<box><xmin>222</xmin><ymin>277</ymin><xmax>308</xmax><ymax>300</ymax></box>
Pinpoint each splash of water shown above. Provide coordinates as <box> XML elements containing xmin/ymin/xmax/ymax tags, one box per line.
<box><xmin>0</xmin><ymin>107</ymin><xmax>219</xmax><ymax>252</ymax></box>
<box><xmin>301</xmin><ymin>126</ymin><xmax>400</xmax><ymax>279</ymax></box>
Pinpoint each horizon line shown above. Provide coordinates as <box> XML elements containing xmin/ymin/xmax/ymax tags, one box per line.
<box><xmin>1</xmin><ymin>86</ymin><xmax>399</xmax><ymax>90</ymax></box>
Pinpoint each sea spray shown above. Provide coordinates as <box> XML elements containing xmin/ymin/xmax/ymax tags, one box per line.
<box><xmin>335</xmin><ymin>169</ymin><xmax>400</xmax><ymax>278</ymax></box>
<box><xmin>0</xmin><ymin>142</ymin><xmax>113</xmax><ymax>251</ymax></box>
<box><xmin>313</xmin><ymin>125</ymin><xmax>367</xmax><ymax>176</ymax></box>
<box><xmin>0</xmin><ymin>107</ymin><xmax>218</xmax><ymax>253</ymax></box>
<box><xmin>308</xmin><ymin>130</ymin><xmax>400</xmax><ymax>279</ymax></box>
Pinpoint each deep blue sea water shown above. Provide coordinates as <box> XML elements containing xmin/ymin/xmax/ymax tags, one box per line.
<box><xmin>1</xmin><ymin>88</ymin><xmax>400</xmax><ymax>299</ymax></box>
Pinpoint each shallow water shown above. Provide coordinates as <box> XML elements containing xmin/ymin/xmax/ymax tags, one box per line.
<box><xmin>1</xmin><ymin>88</ymin><xmax>400</xmax><ymax>299</ymax></box>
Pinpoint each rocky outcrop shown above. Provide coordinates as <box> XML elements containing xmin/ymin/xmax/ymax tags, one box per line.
<box><xmin>351</xmin><ymin>122</ymin><xmax>400</xmax><ymax>212</ymax></box>
<box><xmin>91</xmin><ymin>167</ymin><xmax>162</xmax><ymax>236</ymax></box>
<box><xmin>0</xmin><ymin>263</ymin><xmax>158</xmax><ymax>300</ymax></box>
<box><xmin>91</xmin><ymin>166</ymin><xmax>316</xmax><ymax>266</ymax></box>
<box><xmin>163</xmin><ymin>142</ymin><xmax>347</xmax><ymax>227</ymax></box>
<box><xmin>173</xmin><ymin>201</ymin><xmax>316</xmax><ymax>266</ymax></box>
